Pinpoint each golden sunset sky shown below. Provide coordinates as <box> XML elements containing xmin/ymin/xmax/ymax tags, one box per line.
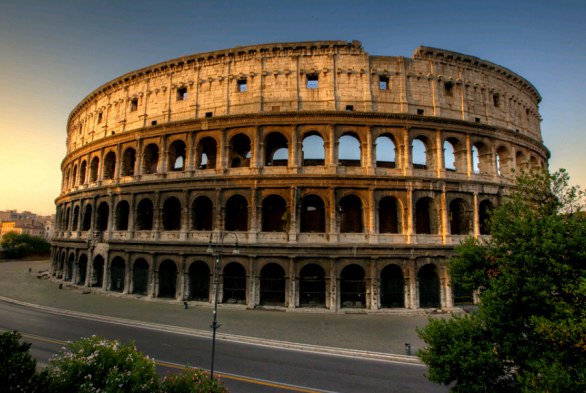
<box><xmin>1</xmin><ymin>0</ymin><xmax>585</xmax><ymax>215</ymax></box>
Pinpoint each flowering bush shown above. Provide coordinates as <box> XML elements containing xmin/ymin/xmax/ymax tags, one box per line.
<box><xmin>44</xmin><ymin>335</ymin><xmax>159</xmax><ymax>393</ymax></box>
<box><xmin>161</xmin><ymin>368</ymin><xmax>227</xmax><ymax>393</ymax></box>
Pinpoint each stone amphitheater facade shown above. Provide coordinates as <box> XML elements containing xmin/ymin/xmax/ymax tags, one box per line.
<box><xmin>51</xmin><ymin>40</ymin><xmax>548</xmax><ymax>312</ymax></box>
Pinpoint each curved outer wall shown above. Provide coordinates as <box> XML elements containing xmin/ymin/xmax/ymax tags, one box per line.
<box><xmin>52</xmin><ymin>41</ymin><xmax>548</xmax><ymax>311</ymax></box>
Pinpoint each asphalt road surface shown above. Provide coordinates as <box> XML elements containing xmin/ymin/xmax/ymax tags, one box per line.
<box><xmin>0</xmin><ymin>300</ymin><xmax>447</xmax><ymax>392</ymax></box>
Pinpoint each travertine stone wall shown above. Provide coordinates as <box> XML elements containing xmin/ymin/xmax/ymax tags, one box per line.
<box><xmin>66</xmin><ymin>41</ymin><xmax>541</xmax><ymax>153</ymax></box>
<box><xmin>52</xmin><ymin>41</ymin><xmax>548</xmax><ymax>313</ymax></box>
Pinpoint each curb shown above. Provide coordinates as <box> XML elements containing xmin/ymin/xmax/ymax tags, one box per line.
<box><xmin>0</xmin><ymin>295</ymin><xmax>423</xmax><ymax>365</ymax></box>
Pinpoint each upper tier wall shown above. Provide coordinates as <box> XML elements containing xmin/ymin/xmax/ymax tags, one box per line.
<box><xmin>66</xmin><ymin>41</ymin><xmax>542</xmax><ymax>154</ymax></box>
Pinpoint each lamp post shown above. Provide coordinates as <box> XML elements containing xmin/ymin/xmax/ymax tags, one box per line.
<box><xmin>206</xmin><ymin>231</ymin><xmax>239</xmax><ymax>380</ymax></box>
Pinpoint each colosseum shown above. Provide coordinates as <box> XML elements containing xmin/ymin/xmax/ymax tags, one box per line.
<box><xmin>51</xmin><ymin>40</ymin><xmax>548</xmax><ymax>312</ymax></box>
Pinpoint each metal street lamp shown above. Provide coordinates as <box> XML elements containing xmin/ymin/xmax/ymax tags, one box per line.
<box><xmin>206</xmin><ymin>231</ymin><xmax>239</xmax><ymax>380</ymax></box>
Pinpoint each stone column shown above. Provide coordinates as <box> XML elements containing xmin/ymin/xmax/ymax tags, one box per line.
<box><xmin>473</xmin><ymin>192</ymin><xmax>480</xmax><ymax>237</ymax></box>
<box><xmin>288</xmin><ymin>257</ymin><xmax>296</xmax><ymax>309</ymax></box>
<box><xmin>440</xmin><ymin>189</ymin><xmax>448</xmax><ymax>244</ymax></box>
<box><xmin>406</xmin><ymin>185</ymin><xmax>414</xmax><ymax>244</ymax></box>
<box><xmin>288</xmin><ymin>187</ymin><xmax>298</xmax><ymax>242</ymax></box>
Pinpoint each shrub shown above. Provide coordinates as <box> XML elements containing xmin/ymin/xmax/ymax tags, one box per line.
<box><xmin>161</xmin><ymin>367</ymin><xmax>227</xmax><ymax>393</ymax></box>
<box><xmin>0</xmin><ymin>330</ymin><xmax>38</xmax><ymax>392</ymax></box>
<box><xmin>44</xmin><ymin>335</ymin><xmax>160</xmax><ymax>393</ymax></box>
<box><xmin>1</xmin><ymin>232</ymin><xmax>51</xmax><ymax>259</ymax></box>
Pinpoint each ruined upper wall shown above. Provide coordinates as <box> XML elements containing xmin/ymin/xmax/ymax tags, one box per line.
<box><xmin>66</xmin><ymin>41</ymin><xmax>543</xmax><ymax>153</ymax></box>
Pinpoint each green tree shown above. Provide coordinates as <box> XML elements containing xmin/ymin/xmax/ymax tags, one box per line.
<box><xmin>418</xmin><ymin>169</ymin><xmax>586</xmax><ymax>392</ymax></box>
<box><xmin>1</xmin><ymin>232</ymin><xmax>51</xmax><ymax>258</ymax></box>
<box><xmin>0</xmin><ymin>330</ymin><xmax>40</xmax><ymax>392</ymax></box>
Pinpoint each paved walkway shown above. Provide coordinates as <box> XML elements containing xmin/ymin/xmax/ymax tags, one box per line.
<box><xmin>0</xmin><ymin>259</ymin><xmax>447</xmax><ymax>357</ymax></box>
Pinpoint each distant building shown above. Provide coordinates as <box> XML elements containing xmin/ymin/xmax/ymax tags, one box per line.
<box><xmin>0</xmin><ymin>210</ymin><xmax>54</xmax><ymax>239</ymax></box>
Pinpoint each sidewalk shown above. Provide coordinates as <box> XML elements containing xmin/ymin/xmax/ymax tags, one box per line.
<box><xmin>0</xmin><ymin>259</ymin><xmax>444</xmax><ymax>356</ymax></box>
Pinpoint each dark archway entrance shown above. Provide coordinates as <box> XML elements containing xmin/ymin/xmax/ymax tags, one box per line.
<box><xmin>380</xmin><ymin>264</ymin><xmax>404</xmax><ymax>308</ymax></box>
<box><xmin>132</xmin><ymin>259</ymin><xmax>149</xmax><ymax>295</ymax></box>
<box><xmin>340</xmin><ymin>264</ymin><xmax>366</xmax><ymax>308</ymax></box>
<box><xmin>77</xmin><ymin>254</ymin><xmax>88</xmax><ymax>285</ymax></box>
<box><xmin>158</xmin><ymin>260</ymin><xmax>177</xmax><ymax>298</ymax></box>
<box><xmin>189</xmin><ymin>261</ymin><xmax>210</xmax><ymax>301</ymax></box>
<box><xmin>299</xmin><ymin>264</ymin><xmax>326</xmax><ymax>307</ymax></box>
<box><xmin>260</xmin><ymin>263</ymin><xmax>286</xmax><ymax>306</ymax></box>
<box><xmin>419</xmin><ymin>264</ymin><xmax>440</xmax><ymax>308</ymax></box>
<box><xmin>110</xmin><ymin>257</ymin><xmax>125</xmax><ymax>292</ymax></box>
<box><xmin>222</xmin><ymin>262</ymin><xmax>246</xmax><ymax>304</ymax></box>
<box><xmin>92</xmin><ymin>255</ymin><xmax>104</xmax><ymax>288</ymax></box>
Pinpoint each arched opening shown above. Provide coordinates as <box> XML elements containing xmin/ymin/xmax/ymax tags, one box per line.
<box><xmin>222</xmin><ymin>262</ymin><xmax>246</xmax><ymax>304</ymax></box>
<box><xmin>380</xmin><ymin>264</ymin><xmax>404</xmax><ymax>308</ymax></box>
<box><xmin>265</xmin><ymin>132</ymin><xmax>288</xmax><ymax>167</ymax></box>
<box><xmin>300</xmin><ymin>194</ymin><xmax>325</xmax><ymax>233</ymax></box>
<box><xmin>339</xmin><ymin>195</ymin><xmax>363</xmax><ymax>233</ymax></box>
<box><xmin>189</xmin><ymin>261</ymin><xmax>210</xmax><ymax>301</ymax></box>
<box><xmin>168</xmin><ymin>140</ymin><xmax>186</xmax><ymax>171</ymax></box>
<box><xmin>162</xmin><ymin>197</ymin><xmax>181</xmax><ymax>230</ymax></box>
<box><xmin>66</xmin><ymin>254</ymin><xmax>74</xmax><ymax>281</ymax></box>
<box><xmin>79</xmin><ymin>160</ymin><xmax>87</xmax><ymax>184</ymax></box>
<box><xmin>302</xmin><ymin>133</ymin><xmax>325</xmax><ymax>166</ymax></box>
<box><xmin>158</xmin><ymin>260</ymin><xmax>177</xmax><ymax>298</ymax></box>
<box><xmin>338</xmin><ymin>133</ymin><xmax>361</xmax><ymax>167</ymax></box>
<box><xmin>72</xmin><ymin>165</ymin><xmax>78</xmax><ymax>186</ymax></box>
<box><xmin>142</xmin><ymin>144</ymin><xmax>159</xmax><ymax>174</ymax></box>
<box><xmin>261</xmin><ymin>195</ymin><xmax>288</xmax><ymax>232</ymax></box>
<box><xmin>110</xmin><ymin>257</ymin><xmax>125</xmax><ymax>292</ymax></box>
<box><xmin>515</xmin><ymin>151</ymin><xmax>526</xmax><ymax>170</ymax></box>
<box><xmin>379</xmin><ymin>196</ymin><xmax>400</xmax><ymax>234</ymax></box>
<box><xmin>453</xmin><ymin>282</ymin><xmax>474</xmax><ymax>306</ymax></box>
<box><xmin>91</xmin><ymin>255</ymin><xmax>104</xmax><ymax>288</ymax></box>
<box><xmin>82</xmin><ymin>204</ymin><xmax>92</xmax><ymax>231</ymax></box>
<box><xmin>196</xmin><ymin>137</ymin><xmax>217</xmax><ymax>169</ymax></box>
<box><xmin>90</xmin><ymin>157</ymin><xmax>99</xmax><ymax>182</ymax></box>
<box><xmin>115</xmin><ymin>201</ymin><xmax>129</xmax><ymax>231</ymax></box>
<box><xmin>471</xmin><ymin>145</ymin><xmax>480</xmax><ymax>173</ymax></box>
<box><xmin>496</xmin><ymin>146</ymin><xmax>511</xmax><ymax>176</ymax></box>
<box><xmin>191</xmin><ymin>196</ymin><xmax>213</xmax><ymax>230</ymax></box>
<box><xmin>72</xmin><ymin>206</ymin><xmax>80</xmax><ymax>231</ymax></box>
<box><xmin>77</xmin><ymin>254</ymin><xmax>88</xmax><ymax>285</ymax></box>
<box><xmin>418</xmin><ymin>264</ymin><xmax>441</xmax><ymax>308</ymax></box>
<box><xmin>444</xmin><ymin>140</ymin><xmax>456</xmax><ymax>171</ymax></box>
<box><xmin>299</xmin><ymin>264</ymin><xmax>326</xmax><ymax>307</ymax></box>
<box><xmin>225</xmin><ymin>195</ymin><xmax>248</xmax><ymax>231</ymax></box>
<box><xmin>415</xmin><ymin>197</ymin><xmax>434</xmax><ymax>234</ymax></box>
<box><xmin>412</xmin><ymin>137</ymin><xmax>428</xmax><ymax>169</ymax></box>
<box><xmin>103</xmin><ymin>152</ymin><xmax>116</xmax><ymax>179</ymax></box>
<box><xmin>375</xmin><ymin>134</ymin><xmax>396</xmax><ymax>168</ymax></box>
<box><xmin>260</xmin><ymin>263</ymin><xmax>286</xmax><ymax>306</ymax></box>
<box><xmin>121</xmin><ymin>148</ymin><xmax>136</xmax><ymax>176</ymax></box>
<box><xmin>479</xmin><ymin>200</ymin><xmax>493</xmax><ymax>235</ymax></box>
<box><xmin>132</xmin><ymin>259</ymin><xmax>149</xmax><ymax>295</ymax></box>
<box><xmin>136</xmin><ymin>199</ymin><xmax>153</xmax><ymax>230</ymax></box>
<box><xmin>449</xmin><ymin>198</ymin><xmax>470</xmax><ymax>235</ymax></box>
<box><xmin>340</xmin><ymin>264</ymin><xmax>366</xmax><ymax>308</ymax></box>
<box><xmin>64</xmin><ymin>207</ymin><xmax>70</xmax><ymax>230</ymax></box>
<box><xmin>229</xmin><ymin>134</ymin><xmax>251</xmax><ymax>168</ymax></box>
<box><xmin>96</xmin><ymin>202</ymin><xmax>109</xmax><ymax>231</ymax></box>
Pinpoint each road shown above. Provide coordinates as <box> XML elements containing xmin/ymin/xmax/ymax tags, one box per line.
<box><xmin>0</xmin><ymin>300</ymin><xmax>447</xmax><ymax>392</ymax></box>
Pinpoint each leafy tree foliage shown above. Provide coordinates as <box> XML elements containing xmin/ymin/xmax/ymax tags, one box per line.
<box><xmin>0</xmin><ymin>330</ymin><xmax>39</xmax><ymax>392</ymax></box>
<box><xmin>1</xmin><ymin>232</ymin><xmax>51</xmax><ymax>258</ymax></box>
<box><xmin>418</xmin><ymin>170</ymin><xmax>586</xmax><ymax>392</ymax></box>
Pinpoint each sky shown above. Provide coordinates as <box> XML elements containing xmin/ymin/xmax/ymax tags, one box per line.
<box><xmin>1</xmin><ymin>0</ymin><xmax>585</xmax><ymax>215</ymax></box>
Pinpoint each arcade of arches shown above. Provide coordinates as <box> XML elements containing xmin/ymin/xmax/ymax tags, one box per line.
<box><xmin>51</xmin><ymin>250</ymin><xmax>455</xmax><ymax>310</ymax></box>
